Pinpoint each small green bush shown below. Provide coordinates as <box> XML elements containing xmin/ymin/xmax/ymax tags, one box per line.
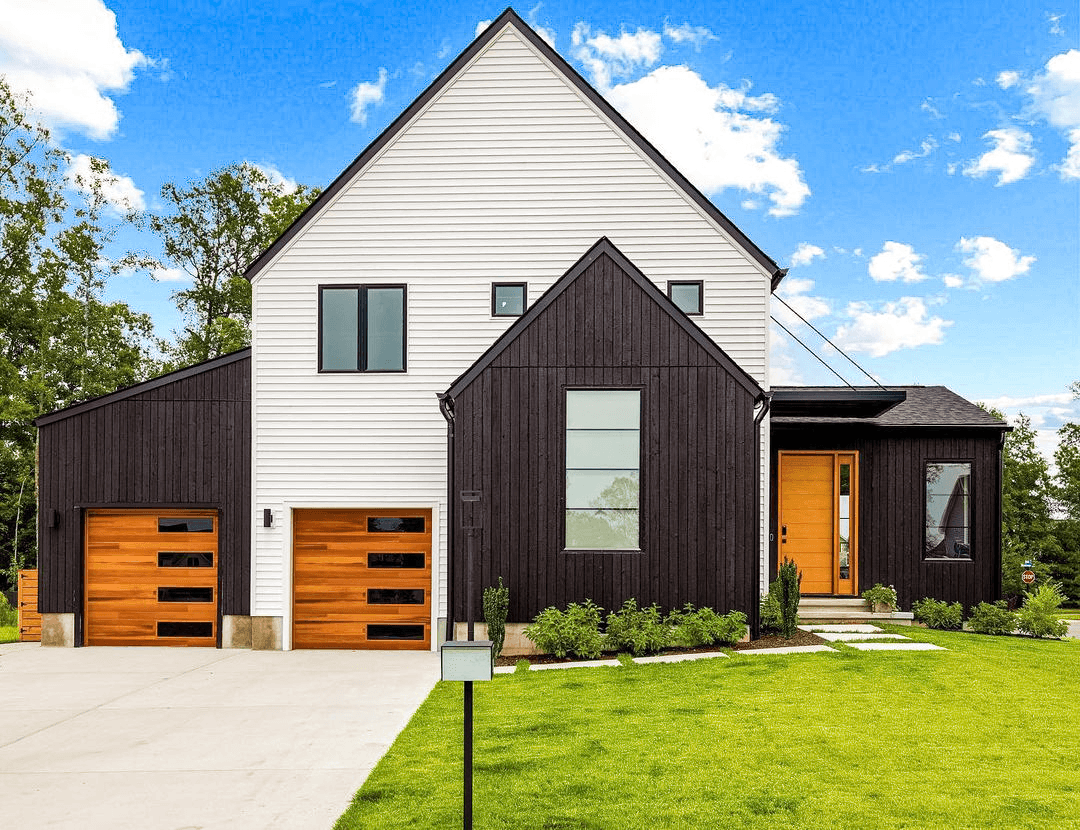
<box><xmin>912</xmin><ymin>598</ymin><xmax>964</xmax><ymax>630</ymax></box>
<box><xmin>482</xmin><ymin>576</ymin><xmax>510</xmax><ymax>658</ymax></box>
<box><xmin>861</xmin><ymin>583</ymin><xmax>898</xmax><ymax>611</ymax></box>
<box><xmin>605</xmin><ymin>599</ymin><xmax>669</xmax><ymax>655</ymax></box>
<box><xmin>667</xmin><ymin>604</ymin><xmax>747</xmax><ymax>647</ymax></box>
<box><xmin>760</xmin><ymin>584</ymin><xmax>782</xmax><ymax>634</ymax></box>
<box><xmin>0</xmin><ymin>594</ymin><xmax>16</xmax><ymax>627</ymax></box>
<box><xmin>524</xmin><ymin>600</ymin><xmax>604</xmax><ymax>659</ymax></box>
<box><xmin>967</xmin><ymin>601</ymin><xmax>1017</xmax><ymax>635</ymax></box>
<box><xmin>1015</xmin><ymin>583</ymin><xmax>1069</xmax><ymax>638</ymax></box>
<box><xmin>777</xmin><ymin>558</ymin><xmax>801</xmax><ymax>639</ymax></box>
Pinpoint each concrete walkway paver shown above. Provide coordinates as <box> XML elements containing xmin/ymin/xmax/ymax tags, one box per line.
<box><xmin>0</xmin><ymin>643</ymin><xmax>439</xmax><ymax>830</ymax></box>
<box><xmin>844</xmin><ymin>642</ymin><xmax>944</xmax><ymax>651</ymax></box>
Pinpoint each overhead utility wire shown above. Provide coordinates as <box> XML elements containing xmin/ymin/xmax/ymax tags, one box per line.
<box><xmin>770</xmin><ymin>315</ymin><xmax>856</xmax><ymax>390</ymax></box>
<box><xmin>772</xmin><ymin>293</ymin><xmax>888</xmax><ymax>390</ymax></box>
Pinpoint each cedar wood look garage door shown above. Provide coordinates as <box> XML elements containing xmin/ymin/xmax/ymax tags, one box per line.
<box><xmin>84</xmin><ymin>509</ymin><xmax>218</xmax><ymax>646</ymax></box>
<box><xmin>292</xmin><ymin>508</ymin><xmax>432</xmax><ymax>649</ymax></box>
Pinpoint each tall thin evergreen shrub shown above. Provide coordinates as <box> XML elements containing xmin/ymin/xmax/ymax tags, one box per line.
<box><xmin>777</xmin><ymin>558</ymin><xmax>801</xmax><ymax>639</ymax></box>
<box><xmin>482</xmin><ymin>577</ymin><xmax>510</xmax><ymax>658</ymax></box>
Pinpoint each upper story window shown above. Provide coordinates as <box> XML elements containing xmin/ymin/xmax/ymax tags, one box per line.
<box><xmin>925</xmin><ymin>462</ymin><xmax>971</xmax><ymax>559</ymax></box>
<box><xmin>319</xmin><ymin>285</ymin><xmax>406</xmax><ymax>372</ymax></box>
<box><xmin>492</xmin><ymin>283</ymin><xmax>526</xmax><ymax>317</ymax></box>
<box><xmin>565</xmin><ymin>389</ymin><xmax>641</xmax><ymax>551</ymax></box>
<box><xmin>668</xmin><ymin>281</ymin><xmax>703</xmax><ymax>315</ymax></box>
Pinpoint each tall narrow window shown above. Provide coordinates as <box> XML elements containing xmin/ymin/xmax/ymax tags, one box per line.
<box><xmin>838</xmin><ymin>463</ymin><xmax>851</xmax><ymax>579</ymax></box>
<box><xmin>319</xmin><ymin>285</ymin><xmax>406</xmax><ymax>372</ymax></box>
<box><xmin>565</xmin><ymin>390</ymin><xmax>640</xmax><ymax>550</ymax></box>
<box><xmin>925</xmin><ymin>462</ymin><xmax>971</xmax><ymax>559</ymax></box>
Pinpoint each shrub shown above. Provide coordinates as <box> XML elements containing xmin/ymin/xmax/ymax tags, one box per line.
<box><xmin>524</xmin><ymin>600</ymin><xmax>604</xmax><ymax>659</ymax></box>
<box><xmin>667</xmin><ymin>604</ymin><xmax>747</xmax><ymax>647</ymax></box>
<box><xmin>760</xmin><ymin>584</ymin><xmax>782</xmax><ymax>634</ymax></box>
<box><xmin>605</xmin><ymin>599</ymin><xmax>669</xmax><ymax>655</ymax></box>
<box><xmin>861</xmin><ymin>583</ymin><xmax>898</xmax><ymax>611</ymax></box>
<box><xmin>1015</xmin><ymin>583</ymin><xmax>1069</xmax><ymax>639</ymax></box>
<box><xmin>777</xmin><ymin>558</ymin><xmax>801</xmax><ymax>639</ymax></box>
<box><xmin>0</xmin><ymin>594</ymin><xmax>16</xmax><ymax>627</ymax></box>
<box><xmin>482</xmin><ymin>577</ymin><xmax>510</xmax><ymax>658</ymax></box>
<box><xmin>912</xmin><ymin>598</ymin><xmax>964</xmax><ymax>630</ymax></box>
<box><xmin>967</xmin><ymin>601</ymin><xmax>1016</xmax><ymax>635</ymax></box>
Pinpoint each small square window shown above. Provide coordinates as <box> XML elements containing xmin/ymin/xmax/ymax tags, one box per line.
<box><xmin>492</xmin><ymin>283</ymin><xmax>526</xmax><ymax>317</ymax></box>
<box><xmin>668</xmin><ymin>281</ymin><xmax>703</xmax><ymax>315</ymax></box>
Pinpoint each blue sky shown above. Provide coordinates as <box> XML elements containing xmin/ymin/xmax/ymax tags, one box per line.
<box><xmin>2</xmin><ymin>0</ymin><xmax>1078</xmax><ymax>460</ymax></box>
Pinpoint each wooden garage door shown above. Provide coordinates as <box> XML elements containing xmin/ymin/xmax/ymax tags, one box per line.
<box><xmin>292</xmin><ymin>508</ymin><xmax>432</xmax><ymax>649</ymax></box>
<box><xmin>84</xmin><ymin>510</ymin><xmax>218</xmax><ymax>646</ymax></box>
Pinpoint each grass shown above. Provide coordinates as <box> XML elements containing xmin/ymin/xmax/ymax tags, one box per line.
<box><xmin>0</xmin><ymin>625</ymin><xmax>17</xmax><ymax>644</ymax></box>
<box><xmin>336</xmin><ymin>626</ymin><xmax>1078</xmax><ymax>829</ymax></box>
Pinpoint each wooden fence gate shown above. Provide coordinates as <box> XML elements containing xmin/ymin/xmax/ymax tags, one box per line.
<box><xmin>18</xmin><ymin>569</ymin><xmax>41</xmax><ymax>642</ymax></box>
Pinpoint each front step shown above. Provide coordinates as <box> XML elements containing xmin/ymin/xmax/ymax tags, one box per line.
<box><xmin>797</xmin><ymin>597</ymin><xmax>914</xmax><ymax>625</ymax></box>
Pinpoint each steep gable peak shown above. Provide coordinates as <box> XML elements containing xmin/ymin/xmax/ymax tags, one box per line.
<box><xmin>243</xmin><ymin>8</ymin><xmax>783</xmax><ymax>287</ymax></box>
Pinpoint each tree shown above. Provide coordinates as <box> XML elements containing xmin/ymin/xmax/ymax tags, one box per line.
<box><xmin>0</xmin><ymin>78</ymin><xmax>155</xmax><ymax>588</ymax></box>
<box><xmin>1048</xmin><ymin>382</ymin><xmax>1080</xmax><ymax>600</ymax></box>
<box><xmin>986</xmin><ymin>408</ymin><xmax>1057</xmax><ymax>604</ymax></box>
<box><xmin>132</xmin><ymin>164</ymin><xmax>318</xmax><ymax>368</ymax></box>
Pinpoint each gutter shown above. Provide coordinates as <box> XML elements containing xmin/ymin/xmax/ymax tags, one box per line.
<box><xmin>438</xmin><ymin>392</ymin><xmax>456</xmax><ymax>644</ymax></box>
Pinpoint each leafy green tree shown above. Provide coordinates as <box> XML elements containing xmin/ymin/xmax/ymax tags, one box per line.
<box><xmin>986</xmin><ymin>408</ymin><xmax>1057</xmax><ymax>604</ymax></box>
<box><xmin>0</xmin><ymin>78</ymin><xmax>155</xmax><ymax>588</ymax></box>
<box><xmin>132</xmin><ymin>164</ymin><xmax>318</xmax><ymax>368</ymax></box>
<box><xmin>1048</xmin><ymin>382</ymin><xmax>1080</xmax><ymax>600</ymax></box>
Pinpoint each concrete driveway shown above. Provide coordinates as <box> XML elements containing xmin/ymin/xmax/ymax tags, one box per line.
<box><xmin>0</xmin><ymin>643</ymin><xmax>439</xmax><ymax>829</ymax></box>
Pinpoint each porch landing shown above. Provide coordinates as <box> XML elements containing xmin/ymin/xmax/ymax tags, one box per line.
<box><xmin>798</xmin><ymin>597</ymin><xmax>915</xmax><ymax>625</ymax></box>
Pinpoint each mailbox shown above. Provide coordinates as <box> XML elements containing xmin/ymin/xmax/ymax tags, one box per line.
<box><xmin>441</xmin><ymin>640</ymin><xmax>494</xmax><ymax>681</ymax></box>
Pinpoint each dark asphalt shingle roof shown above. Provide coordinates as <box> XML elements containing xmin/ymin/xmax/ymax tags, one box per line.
<box><xmin>770</xmin><ymin>385</ymin><xmax>1009</xmax><ymax>428</ymax></box>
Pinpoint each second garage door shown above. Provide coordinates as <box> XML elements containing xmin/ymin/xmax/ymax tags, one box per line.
<box><xmin>292</xmin><ymin>508</ymin><xmax>432</xmax><ymax>649</ymax></box>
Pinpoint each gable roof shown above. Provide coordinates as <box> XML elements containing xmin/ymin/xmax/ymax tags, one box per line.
<box><xmin>34</xmin><ymin>348</ymin><xmax>251</xmax><ymax>427</ymax></box>
<box><xmin>443</xmin><ymin>237</ymin><xmax>766</xmax><ymax>400</ymax></box>
<box><xmin>770</xmin><ymin>385</ymin><xmax>1009</xmax><ymax>429</ymax></box>
<box><xmin>242</xmin><ymin>7</ymin><xmax>785</xmax><ymax>288</ymax></box>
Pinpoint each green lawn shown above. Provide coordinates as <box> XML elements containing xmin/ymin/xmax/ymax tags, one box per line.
<box><xmin>336</xmin><ymin>627</ymin><xmax>1078</xmax><ymax>829</ymax></box>
<box><xmin>0</xmin><ymin>625</ymin><xmax>17</xmax><ymax>644</ymax></box>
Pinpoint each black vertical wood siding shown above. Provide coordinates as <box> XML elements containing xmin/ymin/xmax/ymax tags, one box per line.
<box><xmin>450</xmin><ymin>252</ymin><xmax>759</xmax><ymax>622</ymax></box>
<box><xmin>770</xmin><ymin>425</ymin><xmax>1002</xmax><ymax>610</ymax></box>
<box><xmin>36</xmin><ymin>354</ymin><xmax>251</xmax><ymax>618</ymax></box>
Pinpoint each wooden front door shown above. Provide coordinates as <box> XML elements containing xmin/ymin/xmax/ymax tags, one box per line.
<box><xmin>292</xmin><ymin>508</ymin><xmax>432</xmax><ymax>649</ymax></box>
<box><xmin>84</xmin><ymin>509</ymin><xmax>219</xmax><ymax>646</ymax></box>
<box><xmin>778</xmin><ymin>452</ymin><xmax>858</xmax><ymax>595</ymax></box>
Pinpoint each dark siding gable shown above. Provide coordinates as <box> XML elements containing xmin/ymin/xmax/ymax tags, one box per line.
<box><xmin>447</xmin><ymin>241</ymin><xmax>761</xmax><ymax>623</ymax></box>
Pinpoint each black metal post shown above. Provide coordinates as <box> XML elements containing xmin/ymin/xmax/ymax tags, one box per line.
<box><xmin>464</xmin><ymin>679</ymin><xmax>473</xmax><ymax>830</ymax></box>
<box><xmin>466</xmin><ymin>526</ymin><xmax>477</xmax><ymax>641</ymax></box>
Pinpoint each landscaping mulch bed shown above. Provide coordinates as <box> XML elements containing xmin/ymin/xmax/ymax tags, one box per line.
<box><xmin>495</xmin><ymin>630</ymin><xmax>829</xmax><ymax>666</ymax></box>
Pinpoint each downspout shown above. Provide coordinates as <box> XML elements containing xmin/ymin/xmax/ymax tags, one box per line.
<box><xmin>751</xmin><ymin>393</ymin><xmax>772</xmax><ymax>640</ymax></box>
<box><xmin>995</xmin><ymin>428</ymin><xmax>1007</xmax><ymax>601</ymax></box>
<box><xmin>438</xmin><ymin>392</ymin><xmax>456</xmax><ymax>644</ymax></box>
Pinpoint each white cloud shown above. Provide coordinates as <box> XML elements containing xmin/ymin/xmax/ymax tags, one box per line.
<box><xmin>605</xmin><ymin>65</ymin><xmax>808</xmax><ymax>215</ymax></box>
<box><xmin>868</xmin><ymin>241</ymin><xmax>929</xmax><ymax>283</ymax></box>
<box><xmin>833</xmin><ymin>297</ymin><xmax>952</xmax><ymax>357</ymax></box>
<box><xmin>1026</xmin><ymin>49</ymin><xmax>1080</xmax><ymax>179</ymax></box>
<box><xmin>663</xmin><ymin>23</ymin><xmax>717</xmax><ymax>48</ymax></box>
<box><xmin>962</xmin><ymin>128</ymin><xmax>1035</xmax><ymax>185</ymax></box>
<box><xmin>790</xmin><ymin>242</ymin><xmax>824</xmax><ymax>267</ymax></box>
<box><xmin>774</xmin><ymin>276</ymin><xmax>830</xmax><ymax>324</ymax></box>
<box><xmin>956</xmin><ymin>236</ymin><xmax>1035</xmax><ymax>283</ymax></box>
<box><xmin>948</xmin><ymin>132</ymin><xmax>962</xmax><ymax>142</ymax></box>
<box><xmin>475</xmin><ymin>20</ymin><xmax>492</xmax><ymax>37</ymax></box>
<box><xmin>152</xmin><ymin>267</ymin><xmax>189</xmax><ymax>282</ymax></box>
<box><xmin>892</xmin><ymin>136</ymin><xmax>937</xmax><ymax>165</ymax></box>
<box><xmin>942</xmin><ymin>274</ymin><xmax>965</xmax><ymax>289</ymax></box>
<box><xmin>921</xmin><ymin>99</ymin><xmax>944</xmax><ymax>119</ymax></box>
<box><xmin>982</xmin><ymin>392</ymin><xmax>1073</xmax><ymax>410</ymax></box>
<box><xmin>571</xmin><ymin>23</ymin><xmax>662</xmax><ymax>90</ymax></box>
<box><xmin>996</xmin><ymin>70</ymin><xmax>1020</xmax><ymax>89</ymax></box>
<box><xmin>65</xmin><ymin>153</ymin><xmax>144</xmax><ymax>212</ymax></box>
<box><xmin>1047</xmin><ymin>13</ymin><xmax>1065</xmax><ymax>36</ymax></box>
<box><xmin>0</xmin><ymin>0</ymin><xmax>146</xmax><ymax>139</ymax></box>
<box><xmin>350</xmin><ymin>68</ymin><xmax>387</xmax><ymax>125</ymax></box>
<box><xmin>769</xmin><ymin>324</ymin><xmax>805</xmax><ymax>385</ymax></box>
<box><xmin>251</xmin><ymin>162</ymin><xmax>298</xmax><ymax>194</ymax></box>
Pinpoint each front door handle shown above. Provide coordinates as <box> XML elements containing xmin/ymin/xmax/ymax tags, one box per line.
<box><xmin>781</xmin><ymin>525</ymin><xmax>787</xmax><ymax>543</ymax></box>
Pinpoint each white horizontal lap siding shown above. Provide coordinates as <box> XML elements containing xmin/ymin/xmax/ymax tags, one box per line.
<box><xmin>251</xmin><ymin>26</ymin><xmax>769</xmax><ymax>621</ymax></box>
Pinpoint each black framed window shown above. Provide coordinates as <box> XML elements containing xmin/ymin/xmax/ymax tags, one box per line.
<box><xmin>565</xmin><ymin>389</ymin><xmax>641</xmax><ymax>551</ymax></box>
<box><xmin>492</xmin><ymin>283</ymin><xmax>526</xmax><ymax>317</ymax></box>
<box><xmin>925</xmin><ymin>462</ymin><xmax>972</xmax><ymax>559</ymax></box>
<box><xmin>319</xmin><ymin>285</ymin><xmax>406</xmax><ymax>372</ymax></box>
<box><xmin>668</xmin><ymin>281</ymin><xmax>703</xmax><ymax>315</ymax></box>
